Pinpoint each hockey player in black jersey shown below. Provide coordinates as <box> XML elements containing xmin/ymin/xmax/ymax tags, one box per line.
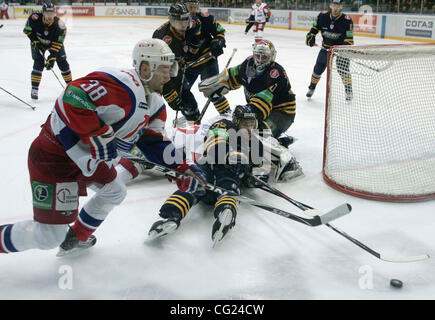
<box><xmin>153</xmin><ymin>2</ymin><xmax>212</xmax><ymax>122</ymax></box>
<box><xmin>199</xmin><ymin>40</ymin><xmax>296</xmax><ymax>142</ymax></box>
<box><xmin>23</xmin><ymin>1</ymin><xmax>72</xmax><ymax>100</ymax></box>
<box><xmin>198</xmin><ymin>39</ymin><xmax>302</xmax><ymax>182</ymax></box>
<box><xmin>305</xmin><ymin>0</ymin><xmax>354</xmax><ymax>101</ymax></box>
<box><xmin>182</xmin><ymin>0</ymin><xmax>231</xmax><ymax>117</ymax></box>
<box><xmin>148</xmin><ymin>105</ymin><xmax>264</xmax><ymax>245</ymax></box>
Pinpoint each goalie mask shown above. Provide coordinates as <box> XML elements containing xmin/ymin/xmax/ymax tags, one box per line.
<box><xmin>252</xmin><ymin>40</ymin><xmax>276</xmax><ymax>73</ymax></box>
<box><xmin>132</xmin><ymin>38</ymin><xmax>178</xmax><ymax>83</ymax></box>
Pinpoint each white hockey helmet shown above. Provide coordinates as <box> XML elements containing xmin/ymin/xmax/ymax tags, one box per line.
<box><xmin>252</xmin><ymin>40</ymin><xmax>277</xmax><ymax>72</ymax></box>
<box><xmin>132</xmin><ymin>38</ymin><xmax>178</xmax><ymax>82</ymax></box>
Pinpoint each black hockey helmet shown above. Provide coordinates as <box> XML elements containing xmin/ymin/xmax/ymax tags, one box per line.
<box><xmin>42</xmin><ymin>1</ymin><xmax>55</xmax><ymax>13</ymax></box>
<box><xmin>232</xmin><ymin>105</ymin><xmax>258</xmax><ymax>130</ymax></box>
<box><xmin>183</xmin><ymin>0</ymin><xmax>199</xmax><ymax>4</ymax></box>
<box><xmin>168</xmin><ymin>2</ymin><xmax>190</xmax><ymax>20</ymax></box>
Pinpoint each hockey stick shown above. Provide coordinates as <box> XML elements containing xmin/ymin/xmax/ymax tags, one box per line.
<box><xmin>252</xmin><ymin>175</ymin><xmax>429</xmax><ymax>263</ymax></box>
<box><xmin>172</xmin><ymin>54</ymin><xmax>217</xmax><ymax>128</ymax></box>
<box><xmin>197</xmin><ymin>48</ymin><xmax>237</xmax><ymax>123</ymax></box>
<box><xmin>39</xmin><ymin>49</ymin><xmax>65</xmax><ymax>89</ymax></box>
<box><xmin>117</xmin><ymin>151</ymin><xmax>349</xmax><ymax>227</ymax></box>
<box><xmin>0</xmin><ymin>85</ymin><xmax>36</xmax><ymax>110</ymax></box>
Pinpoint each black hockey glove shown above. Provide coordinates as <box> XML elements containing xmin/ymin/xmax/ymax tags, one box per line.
<box><xmin>210</xmin><ymin>38</ymin><xmax>226</xmax><ymax>57</ymax></box>
<box><xmin>306</xmin><ymin>32</ymin><xmax>316</xmax><ymax>47</ymax></box>
<box><xmin>45</xmin><ymin>54</ymin><xmax>56</xmax><ymax>70</ymax></box>
<box><xmin>266</xmin><ymin>16</ymin><xmax>270</xmax><ymax>22</ymax></box>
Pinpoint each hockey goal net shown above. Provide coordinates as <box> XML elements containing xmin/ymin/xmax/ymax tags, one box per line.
<box><xmin>323</xmin><ymin>43</ymin><xmax>435</xmax><ymax>202</ymax></box>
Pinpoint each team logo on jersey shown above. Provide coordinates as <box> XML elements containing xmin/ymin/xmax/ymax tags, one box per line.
<box><xmin>163</xmin><ymin>35</ymin><xmax>172</xmax><ymax>45</ymax></box>
<box><xmin>201</xmin><ymin>12</ymin><xmax>209</xmax><ymax>17</ymax></box>
<box><xmin>44</xmin><ymin>30</ymin><xmax>49</xmax><ymax>36</ymax></box>
<box><xmin>32</xmin><ymin>14</ymin><xmax>39</xmax><ymax>20</ymax></box>
<box><xmin>330</xmin><ymin>24</ymin><xmax>334</xmax><ymax>29</ymax></box>
<box><xmin>270</xmin><ymin>69</ymin><xmax>279</xmax><ymax>79</ymax></box>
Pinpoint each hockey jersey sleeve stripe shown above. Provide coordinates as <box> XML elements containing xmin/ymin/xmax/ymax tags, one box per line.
<box><xmin>98</xmin><ymin>72</ymin><xmax>136</xmax><ymax>133</ymax></box>
<box><xmin>54</xmin><ymin>115</ymin><xmax>81</xmax><ymax>151</ymax></box>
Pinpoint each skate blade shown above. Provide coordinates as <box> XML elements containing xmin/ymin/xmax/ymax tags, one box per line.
<box><xmin>56</xmin><ymin>238</ymin><xmax>96</xmax><ymax>257</ymax></box>
<box><xmin>212</xmin><ymin>211</ymin><xmax>233</xmax><ymax>248</ymax></box>
<box><xmin>146</xmin><ymin>221</ymin><xmax>178</xmax><ymax>242</ymax></box>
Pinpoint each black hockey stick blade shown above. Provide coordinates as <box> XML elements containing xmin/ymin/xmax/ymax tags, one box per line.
<box><xmin>236</xmin><ymin>200</ymin><xmax>351</xmax><ymax>227</ymax></box>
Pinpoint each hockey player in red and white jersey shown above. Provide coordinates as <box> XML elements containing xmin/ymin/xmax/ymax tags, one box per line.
<box><xmin>0</xmin><ymin>38</ymin><xmax>207</xmax><ymax>256</ymax></box>
<box><xmin>0</xmin><ymin>2</ymin><xmax>9</xmax><ymax>20</ymax></box>
<box><xmin>246</xmin><ymin>0</ymin><xmax>271</xmax><ymax>43</ymax></box>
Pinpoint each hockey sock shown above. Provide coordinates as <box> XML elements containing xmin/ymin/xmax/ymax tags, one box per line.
<box><xmin>31</xmin><ymin>70</ymin><xmax>42</xmax><ymax>89</ymax></box>
<box><xmin>70</xmin><ymin>208</ymin><xmax>104</xmax><ymax>241</ymax></box>
<box><xmin>0</xmin><ymin>224</ymin><xmax>18</xmax><ymax>253</ymax></box>
<box><xmin>212</xmin><ymin>96</ymin><xmax>230</xmax><ymax>114</ymax></box>
<box><xmin>61</xmin><ymin>70</ymin><xmax>72</xmax><ymax>83</ymax></box>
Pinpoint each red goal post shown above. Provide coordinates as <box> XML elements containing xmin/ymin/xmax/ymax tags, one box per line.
<box><xmin>323</xmin><ymin>43</ymin><xmax>435</xmax><ymax>202</ymax></box>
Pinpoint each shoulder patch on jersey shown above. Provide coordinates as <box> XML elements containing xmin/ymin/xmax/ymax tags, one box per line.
<box><xmin>31</xmin><ymin>14</ymin><xmax>39</xmax><ymax>20</ymax></box>
<box><xmin>201</xmin><ymin>11</ymin><xmax>209</xmax><ymax>17</ymax></box>
<box><xmin>270</xmin><ymin>69</ymin><xmax>279</xmax><ymax>79</ymax></box>
<box><xmin>163</xmin><ymin>35</ymin><xmax>172</xmax><ymax>45</ymax></box>
<box><xmin>58</xmin><ymin>19</ymin><xmax>66</xmax><ymax>29</ymax></box>
<box><xmin>321</xmin><ymin>10</ymin><xmax>328</xmax><ymax>14</ymax></box>
<box><xmin>345</xmin><ymin>15</ymin><xmax>351</xmax><ymax>20</ymax></box>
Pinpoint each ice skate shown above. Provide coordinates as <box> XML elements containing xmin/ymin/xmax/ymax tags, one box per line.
<box><xmin>212</xmin><ymin>208</ymin><xmax>236</xmax><ymax>247</ymax></box>
<box><xmin>57</xmin><ymin>228</ymin><xmax>96</xmax><ymax>257</ymax></box>
<box><xmin>31</xmin><ymin>88</ymin><xmax>38</xmax><ymax>100</ymax></box>
<box><xmin>147</xmin><ymin>218</ymin><xmax>180</xmax><ymax>241</ymax></box>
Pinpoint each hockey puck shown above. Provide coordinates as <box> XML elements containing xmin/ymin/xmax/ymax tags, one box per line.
<box><xmin>390</xmin><ymin>279</ymin><xmax>403</xmax><ymax>288</ymax></box>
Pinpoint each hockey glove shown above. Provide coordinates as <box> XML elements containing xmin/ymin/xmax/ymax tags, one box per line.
<box><xmin>306</xmin><ymin>32</ymin><xmax>316</xmax><ymax>47</ymax></box>
<box><xmin>210</xmin><ymin>38</ymin><xmax>226</xmax><ymax>57</ymax></box>
<box><xmin>171</xmin><ymin>162</ymin><xmax>207</xmax><ymax>196</ymax></box>
<box><xmin>31</xmin><ymin>40</ymin><xmax>42</xmax><ymax>52</ymax></box>
<box><xmin>266</xmin><ymin>16</ymin><xmax>270</xmax><ymax>23</ymax></box>
<box><xmin>228</xmin><ymin>150</ymin><xmax>250</xmax><ymax>179</ymax></box>
<box><xmin>88</xmin><ymin>125</ymin><xmax>118</xmax><ymax>161</ymax></box>
<box><xmin>45</xmin><ymin>55</ymin><xmax>56</xmax><ymax>70</ymax></box>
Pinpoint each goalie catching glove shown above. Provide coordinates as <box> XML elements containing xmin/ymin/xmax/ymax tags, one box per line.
<box><xmin>198</xmin><ymin>69</ymin><xmax>231</xmax><ymax>99</ymax></box>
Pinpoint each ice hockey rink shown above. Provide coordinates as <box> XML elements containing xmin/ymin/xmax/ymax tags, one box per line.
<box><xmin>0</xmin><ymin>17</ymin><xmax>434</xmax><ymax>300</ymax></box>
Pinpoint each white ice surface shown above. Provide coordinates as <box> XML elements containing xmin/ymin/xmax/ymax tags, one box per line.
<box><xmin>0</xmin><ymin>18</ymin><xmax>434</xmax><ymax>300</ymax></box>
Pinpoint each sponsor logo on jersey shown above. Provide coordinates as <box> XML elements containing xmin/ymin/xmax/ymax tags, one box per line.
<box><xmin>138</xmin><ymin>102</ymin><xmax>148</xmax><ymax>110</ymax></box>
<box><xmin>270</xmin><ymin>69</ymin><xmax>279</xmax><ymax>79</ymax></box>
<box><xmin>32</xmin><ymin>181</ymin><xmax>53</xmax><ymax>210</ymax></box>
<box><xmin>56</xmin><ymin>182</ymin><xmax>78</xmax><ymax>212</ymax></box>
<box><xmin>163</xmin><ymin>35</ymin><xmax>172</xmax><ymax>45</ymax></box>
<box><xmin>32</xmin><ymin>13</ymin><xmax>39</xmax><ymax>20</ymax></box>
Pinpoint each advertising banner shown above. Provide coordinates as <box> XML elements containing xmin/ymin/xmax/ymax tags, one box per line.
<box><xmin>97</xmin><ymin>6</ymin><xmax>145</xmax><ymax>17</ymax></box>
<box><xmin>56</xmin><ymin>6</ymin><xmax>95</xmax><ymax>17</ymax></box>
<box><xmin>348</xmin><ymin>13</ymin><xmax>377</xmax><ymax>34</ymax></box>
<box><xmin>14</xmin><ymin>6</ymin><xmax>42</xmax><ymax>18</ymax></box>
<box><xmin>145</xmin><ymin>7</ymin><xmax>168</xmax><ymax>17</ymax></box>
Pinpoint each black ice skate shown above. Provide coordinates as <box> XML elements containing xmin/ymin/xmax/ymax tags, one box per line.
<box><xmin>147</xmin><ymin>218</ymin><xmax>180</xmax><ymax>241</ymax></box>
<box><xmin>57</xmin><ymin>228</ymin><xmax>96</xmax><ymax>257</ymax></box>
<box><xmin>31</xmin><ymin>88</ymin><xmax>38</xmax><ymax>100</ymax></box>
<box><xmin>345</xmin><ymin>87</ymin><xmax>353</xmax><ymax>102</ymax></box>
<box><xmin>212</xmin><ymin>208</ymin><xmax>236</xmax><ymax>247</ymax></box>
<box><xmin>306</xmin><ymin>86</ymin><xmax>315</xmax><ymax>99</ymax></box>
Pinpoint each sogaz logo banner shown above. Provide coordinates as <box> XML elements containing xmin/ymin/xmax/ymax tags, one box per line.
<box><xmin>405</xmin><ymin>18</ymin><xmax>434</xmax><ymax>38</ymax></box>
